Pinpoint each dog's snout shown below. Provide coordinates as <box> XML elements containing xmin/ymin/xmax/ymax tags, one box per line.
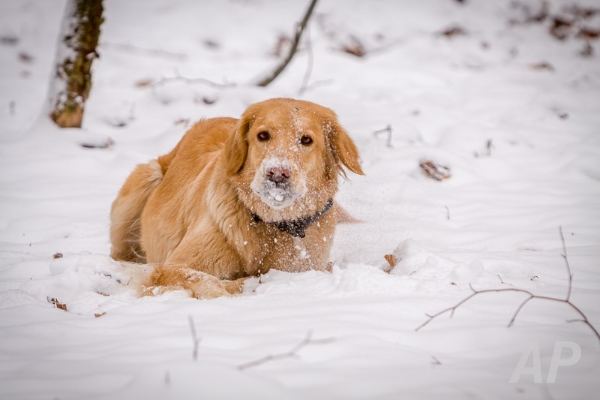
<box><xmin>266</xmin><ymin>165</ymin><xmax>291</xmax><ymax>183</ymax></box>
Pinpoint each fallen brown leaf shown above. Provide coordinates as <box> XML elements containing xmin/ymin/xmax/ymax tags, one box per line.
<box><xmin>565</xmin><ymin>5</ymin><xmax>599</xmax><ymax>19</ymax></box>
<box><xmin>549</xmin><ymin>17</ymin><xmax>572</xmax><ymax>40</ymax></box>
<box><xmin>18</xmin><ymin>52</ymin><xmax>33</xmax><ymax>63</ymax></box>
<box><xmin>420</xmin><ymin>161</ymin><xmax>451</xmax><ymax>181</ymax></box>
<box><xmin>174</xmin><ymin>118</ymin><xmax>190</xmax><ymax>126</ymax></box>
<box><xmin>342</xmin><ymin>43</ymin><xmax>365</xmax><ymax>57</ymax></box>
<box><xmin>440</xmin><ymin>25</ymin><xmax>467</xmax><ymax>38</ymax></box>
<box><xmin>384</xmin><ymin>254</ymin><xmax>397</xmax><ymax>268</ymax></box>
<box><xmin>47</xmin><ymin>297</ymin><xmax>67</xmax><ymax>311</ymax></box>
<box><xmin>81</xmin><ymin>138</ymin><xmax>115</xmax><ymax>149</ymax></box>
<box><xmin>578</xmin><ymin>27</ymin><xmax>600</xmax><ymax>40</ymax></box>
<box><xmin>530</xmin><ymin>61</ymin><xmax>554</xmax><ymax>71</ymax></box>
<box><xmin>326</xmin><ymin>262</ymin><xmax>334</xmax><ymax>273</ymax></box>
<box><xmin>135</xmin><ymin>78</ymin><xmax>153</xmax><ymax>87</ymax></box>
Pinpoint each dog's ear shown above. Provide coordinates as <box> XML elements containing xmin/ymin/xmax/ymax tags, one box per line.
<box><xmin>225</xmin><ymin>113</ymin><xmax>253</xmax><ymax>176</ymax></box>
<box><xmin>321</xmin><ymin>110</ymin><xmax>364</xmax><ymax>177</ymax></box>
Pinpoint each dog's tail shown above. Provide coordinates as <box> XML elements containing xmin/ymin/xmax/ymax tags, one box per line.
<box><xmin>110</xmin><ymin>160</ymin><xmax>164</xmax><ymax>263</ymax></box>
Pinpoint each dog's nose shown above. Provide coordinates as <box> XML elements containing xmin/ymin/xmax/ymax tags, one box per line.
<box><xmin>266</xmin><ymin>165</ymin><xmax>291</xmax><ymax>183</ymax></box>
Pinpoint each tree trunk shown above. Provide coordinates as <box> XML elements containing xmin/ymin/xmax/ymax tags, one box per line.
<box><xmin>49</xmin><ymin>0</ymin><xmax>104</xmax><ymax>128</ymax></box>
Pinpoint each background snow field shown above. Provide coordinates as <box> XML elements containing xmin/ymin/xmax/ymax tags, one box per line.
<box><xmin>1</xmin><ymin>0</ymin><xmax>600</xmax><ymax>398</ymax></box>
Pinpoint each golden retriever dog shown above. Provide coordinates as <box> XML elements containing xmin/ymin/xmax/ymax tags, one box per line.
<box><xmin>110</xmin><ymin>98</ymin><xmax>363</xmax><ymax>299</ymax></box>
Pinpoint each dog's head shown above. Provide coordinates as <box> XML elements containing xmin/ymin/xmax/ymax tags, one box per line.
<box><xmin>225</xmin><ymin>98</ymin><xmax>363</xmax><ymax>222</ymax></box>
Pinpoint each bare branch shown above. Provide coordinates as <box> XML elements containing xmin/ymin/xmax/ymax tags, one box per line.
<box><xmin>507</xmin><ymin>295</ymin><xmax>534</xmax><ymax>327</ymax></box>
<box><xmin>256</xmin><ymin>0</ymin><xmax>318</xmax><ymax>87</ymax></box>
<box><xmin>373</xmin><ymin>125</ymin><xmax>393</xmax><ymax>148</ymax></box>
<box><xmin>188</xmin><ymin>316</ymin><xmax>201</xmax><ymax>361</ymax></box>
<box><xmin>559</xmin><ymin>226</ymin><xmax>572</xmax><ymax>301</ymax></box>
<box><xmin>238</xmin><ymin>330</ymin><xmax>334</xmax><ymax>370</ymax></box>
<box><xmin>486</xmin><ymin>139</ymin><xmax>494</xmax><ymax>156</ymax></box>
<box><xmin>415</xmin><ymin>290</ymin><xmax>480</xmax><ymax>331</ymax></box>
<box><xmin>566</xmin><ymin>302</ymin><xmax>600</xmax><ymax>339</ymax></box>
<box><xmin>416</xmin><ymin>228</ymin><xmax>600</xmax><ymax>343</ymax></box>
<box><xmin>153</xmin><ymin>70</ymin><xmax>235</xmax><ymax>89</ymax></box>
<box><xmin>573</xmin><ymin>320</ymin><xmax>600</xmax><ymax>339</ymax></box>
<box><xmin>496</xmin><ymin>274</ymin><xmax>514</xmax><ymax>286</ymax></box>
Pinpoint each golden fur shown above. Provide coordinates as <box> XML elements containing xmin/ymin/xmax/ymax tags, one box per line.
<box><xmin>110</xmin><ymin>98</ymin><xmax>363</xmax><ymax>299</ymax></box>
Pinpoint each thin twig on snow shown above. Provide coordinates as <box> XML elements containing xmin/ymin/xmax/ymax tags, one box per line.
<box><xmin>153</xmin><ymin>69</ymin><xmax>235</xmax><ymax>89</ymax></box>
<box><xmin>415</xmin><ymin>227</ymin><xmax>600</xmax><ymax>343</ymax></box>
<box><xmin>373</xmin><ymin>125</ymin><xmax>393</xmax><ymax>148</ymax></box>
<box><xmin>188</xmin><ymin>316</ymin><xmax>202</xmax><ymax>361</ymax></box>
<box><xmin>238</xmin><ymin>330</ymin><xmax>334</xmax><ymax>370</ymax></box>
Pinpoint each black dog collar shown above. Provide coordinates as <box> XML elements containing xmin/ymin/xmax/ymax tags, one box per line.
<box><xmin>251</xmin><ymin>199</ymin><xmax>334</xmax><ymax>238</ymax></box>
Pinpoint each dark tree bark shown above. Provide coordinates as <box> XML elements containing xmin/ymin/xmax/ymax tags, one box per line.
<box><xmin>50</xmin><ymin>0</ymin><xmax>104</xmax><ymax>128</ymax></box>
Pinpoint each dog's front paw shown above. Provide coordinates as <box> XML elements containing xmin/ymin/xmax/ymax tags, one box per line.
<box><xmin>221</xmin><ymin>277</ymin><xmax>248</xmax><ymax>295</ymax></box>
<box><xmin>148</xmin><ymin>264</ymin><xmax>231</xmax><ymax>299</ymax></box>
<box><xmin>187</xmin><ymin>273</ymin><xmax>232</xmax><ymax>299</ymax></box>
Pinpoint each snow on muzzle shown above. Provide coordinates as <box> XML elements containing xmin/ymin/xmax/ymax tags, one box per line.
<box><xmin>251</xmin><ymin>157</ymin><xmax>307</xmax><ymax>209</ymax></box>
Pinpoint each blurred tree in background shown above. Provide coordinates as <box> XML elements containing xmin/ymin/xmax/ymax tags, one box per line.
<box><xmin>49</xmin><ymin>0</ymin><xmax>103</xmax><ymax>128</ymax></box>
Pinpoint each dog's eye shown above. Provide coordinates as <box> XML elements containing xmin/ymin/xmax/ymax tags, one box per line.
<box><xmin>300</xmin><ymin>136</ymin><xmax>313</xmax><ymax>146</ymax></box>
<box><xmin>257</xmin><ymin>131</ymin><xmax>270</xmax><ymax>141</ymax></box>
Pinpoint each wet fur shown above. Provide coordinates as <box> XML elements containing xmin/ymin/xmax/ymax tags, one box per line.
<box><xmin>110</xmin><ymin>98</ymin><xmax>363</xmax><ymax>299</ymax></box>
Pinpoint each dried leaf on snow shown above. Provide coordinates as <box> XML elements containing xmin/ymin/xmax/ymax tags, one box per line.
<box><xmin>420</xmin><ymin>161</ymin><xmax>451</xmax><ymax>181</ymax></box>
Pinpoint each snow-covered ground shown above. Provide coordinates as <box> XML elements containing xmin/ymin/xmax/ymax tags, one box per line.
<box><xmin>1</xmin><ymin>0</ymin><xmax>600</xmax><ymax>398</ymax></box>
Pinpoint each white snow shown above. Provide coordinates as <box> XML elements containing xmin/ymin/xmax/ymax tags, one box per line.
<box><xmin>1</xmin><ymin>0</ymin><xmax>600</xmax><ymax>399</ymax></box>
